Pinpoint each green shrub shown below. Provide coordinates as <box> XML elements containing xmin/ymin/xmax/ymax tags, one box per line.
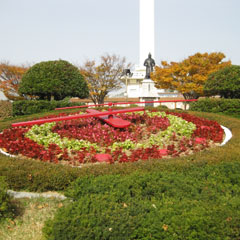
<box><xmin>156</xmin><ymin>105</ymin><xmax>169</xmax><ymax>110</ymax></box>
<box><xmin>43</xmin><ymin>162</ymin><xmax>240</xmax><ymax>240</ymax></box>
<box><xmin>0</xmin><ymin>177</ymin><xmax>14</xmax><ymax>222</ymax></box>
<box><xmin>189</xmin><ymin>98</ymin><xmax>240</xmax><ymax>115</ymax></box>
<box><xmin>0</xmin><ymin>101</ymin><xmax>12</xmax><ymax>120</ymax></box>
<box><xmin>12</xmin><ymin>99</ymin><xmax>85</xmax><ymax>116</ymax></box>
<box><xmin>204</xmin><ymin>65</ymin><xmax>240</xmax><ymax>98</ymax></box>
<box><xmin>0</xmin><ymin>155</ymin><xmax>82</xmax><ymax>192</ymax></box>
<box><xmin>129</xmin><ymin>104</ymin><xmax>138</xmax><ymax>107</ymax></box>
<box><xmin>19</xmin><ymin>60</ymin><xmax>89</xmax><ymax>100</ymax></box>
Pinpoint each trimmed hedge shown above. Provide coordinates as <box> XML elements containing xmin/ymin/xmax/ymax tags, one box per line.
<box><xmin>0</xmin><ymin>101</ymin><xmax>12</xmax><ymax>120</ymax></box>
<box><xmin>189</xmin><ymin>98</ymin><xmax>240</xmax><ymax>115</ymax></box>
<box><xmin>0</xmin><ymin>155</ymin><xmax>82</xmax><ymax>192</ymax></box>
<box><xmin>43</xmin><ymin>162</ymin><xmax>240</xmax><ymax>240</ymax></box>
<box><xmin>12</xmin><ymin>99</ymin><xmax>85</xmax><ymax>116</ymax></box>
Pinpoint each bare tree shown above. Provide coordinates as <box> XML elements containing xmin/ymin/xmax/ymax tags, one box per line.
<box><xmin>80</xmin><ymin>54</ymin><xmax>131</xmax><ymax>104</ymax></box>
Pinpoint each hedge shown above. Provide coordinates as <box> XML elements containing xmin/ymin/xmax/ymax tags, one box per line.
<box><xmin>43</xmin><ymin>162</ymin><xmax>240</xmax><ymax>240</ymax></box>
<box><xmin>189</xmin><ymin>98</ymin><xmax>240</xmax><ymax>115</ymax></box>
<box><xmin>0</xmin><ymin>155</ymin><xmax>82</xmax><ymax>192</ymax></box>
<box><xmin>12</xmin><ymin>99</ymin><xmax>85</xmax><ymax>116</ymax></box>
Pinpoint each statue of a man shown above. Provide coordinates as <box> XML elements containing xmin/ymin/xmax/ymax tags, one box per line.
<box><xmin>144</xmin><ymin>53</ymin><xmax>155</xmax><ymax>79</ymax></box>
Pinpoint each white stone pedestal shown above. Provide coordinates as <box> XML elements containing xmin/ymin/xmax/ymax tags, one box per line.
<box><xmin>140</xmin><ymin>78</ymin><xmax>159</xmax><ymax>98</ymax></box>
<box><xmin>140</xmin><ymin>78</ymin><xmax>159</xmax><ymax>106</ymax></box>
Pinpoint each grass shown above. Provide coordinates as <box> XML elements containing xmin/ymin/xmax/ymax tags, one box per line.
<box><xmin>0</xmin><ymin>197</ymin><xmax>68</xmax><ymax>240</ymax></box>
<box><xmin>0</xmin><ymin>109</ymin><xmax>240</xmax><ymax>239</ymax></box>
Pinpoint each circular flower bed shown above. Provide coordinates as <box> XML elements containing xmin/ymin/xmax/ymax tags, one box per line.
<box><xmin>0</xmin><ymin>110</ymin><xmax>224</xmax><ymax>166</ymax></box>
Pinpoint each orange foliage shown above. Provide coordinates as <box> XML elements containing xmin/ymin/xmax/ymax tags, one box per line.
<box><xmin>151</xmin><ymin>52</ymin><xmax>231</xmax><ymax>99</ymax></box>
<box><xmin>0</xmin><ymin>62</ymin><xmax>28</xmax><ymax>100</ymax></box>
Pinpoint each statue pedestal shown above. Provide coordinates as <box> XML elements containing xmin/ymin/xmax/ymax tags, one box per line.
<box><xmin>140</xmin><ymin>78</ymin><xmax>159</xmax><ymax>98</ymax></box>
<box><xmin>139</xmin><ymin>78</ymin><xmax>159</xmax><ymax>106</ymax></box>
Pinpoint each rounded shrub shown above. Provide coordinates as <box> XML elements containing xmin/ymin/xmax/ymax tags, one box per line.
<box><xmin>19</xmin><ymin>60</ymin><xmax>89</xmax><ymax>100</ymax></box>
<box><xmin>204</xmin><ymin>65</ymin><xmax>240</xmax><ymax>98</ymax></box>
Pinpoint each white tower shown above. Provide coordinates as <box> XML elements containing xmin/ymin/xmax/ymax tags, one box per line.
<box><xmin>139</xmin><ymin>0</ymin><xmax>155</xmax><ymax>67</ymax></box>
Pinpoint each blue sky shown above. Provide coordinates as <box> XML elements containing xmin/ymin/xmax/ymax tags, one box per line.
<box><xmin>1</xmin><ymin>0</ymin><xmax>239</xmax><ymax>67</ymax></box>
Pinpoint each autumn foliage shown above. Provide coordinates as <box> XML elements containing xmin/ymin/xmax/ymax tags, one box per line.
<box><xmin>0</xmin><ymin>62</ymin><xmax>28</xmax><ymax>100</ymax></box>
<box><xmin>80</xmin><ymin>54</ymin><xmax>131</xmax><ymax>104</ymax></box>
<box><xmin>151</xmin><ymin>52</ymin><xmax>231</xmax><ymax>99</ymax></box>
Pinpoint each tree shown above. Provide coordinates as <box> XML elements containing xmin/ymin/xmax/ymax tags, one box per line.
<box><xmin>0</xmin><ymin>62</ymin><xmax>28</xmax><ymax>100</ymax></box>
<box><xmin>80</xmin><ymin>54</ymin><xmax>131</xmax><ymax>104</ymax></box>
<box><xmin>151</xmin><ymin>52</ymin><xmax>231</xmax><ymax>99</ymax></box>
<box><xmin>19</xmin><ymin>60</ymin><xmax>89</xmax><ymax>100</ymax></box>
<box><xmin>204</xmin><ymin>65</ymin><xmax>240</xmax><ymax>99</ymax></box>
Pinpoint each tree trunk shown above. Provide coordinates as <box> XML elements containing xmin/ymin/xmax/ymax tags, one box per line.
<box><xmin>183</xmin><ymin>92</ymin><xmax>199</xmax><ymax>100</ymax></box>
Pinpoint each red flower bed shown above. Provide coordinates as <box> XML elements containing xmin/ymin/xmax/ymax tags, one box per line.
<box><xmin>0</xmin><ymin>110</ymin><xmax>224</xmax><ymax>166</ymax></box>
<box><xmin>52</xmin><ymin>113</ymin><xmax>170</xmax><ymax>146</ymax></box>
<box><xmin>168</xmin><ymin>112</ymin><xmax>224</xmax><ymax>142</ymax></box>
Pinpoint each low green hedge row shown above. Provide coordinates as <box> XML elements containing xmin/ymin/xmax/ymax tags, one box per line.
<box><xmin>0</xmin><ymin>177</ymin><xmax>15</xmax><ymax>222</ymax></box>
<box><xmin>12</xmin><ymin>99</ymin><xmax>85</xmax><ymax>116</ymax></box>
<box><xmin>0</xmin><ymin>155</ymin><xmax>81</xmax><ymax>192</ymax></box>
<box><xmin>189</xmin><ymin>98</ymin><xmax>240</xmax><ymax>115</ymax></box>
<box><xmin>0</xmin><ymin>101</ymin><xmax>12</xmax><ymax>120</ymax></box>
<box><xmin>43</xmin><ymin>161</ymin><xmax>240</xmax><ymax>240</ymax></box>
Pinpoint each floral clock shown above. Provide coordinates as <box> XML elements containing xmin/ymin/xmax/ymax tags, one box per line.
<box><xmin>0</xmin><ymin>110</ymin><xmax>224</xmax><ymax>166</ymax></box>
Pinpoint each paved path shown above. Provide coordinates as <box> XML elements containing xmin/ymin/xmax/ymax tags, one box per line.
<box><xmin>7</xmin><ymin>190</ymin><xmax>67</xmax><ymax>200</ymax></box>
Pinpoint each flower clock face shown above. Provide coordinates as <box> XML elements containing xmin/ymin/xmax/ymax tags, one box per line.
<box><xmin>0</xmin><ymin>110</ymin><xmax>224</xmax><ymax>166</ymax></box>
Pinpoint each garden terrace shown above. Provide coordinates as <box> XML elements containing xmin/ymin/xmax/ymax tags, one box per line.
<box><xmin>0</xmin><ymin>108</ymin><xmax>240</xmax><ymax>239</ymax></box>
<box><xmin>0</xmin><ymin>107</ymin><xmax>238</xmax><ymax>192</ymax></box>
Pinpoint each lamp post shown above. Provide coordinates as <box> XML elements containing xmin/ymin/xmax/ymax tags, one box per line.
<box><xmin>122</xmin><ymin>69</ymin><xmax>132</xmax><ymax>101</ymax></box>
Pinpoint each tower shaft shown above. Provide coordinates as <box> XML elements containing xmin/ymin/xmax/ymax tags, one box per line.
<box><xmin>139</xmin><ymin>0</ymin><xmax>155</xmax><ymax>67</ymax></box>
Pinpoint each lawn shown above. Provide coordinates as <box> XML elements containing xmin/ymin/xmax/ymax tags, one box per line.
<box><xmin>0</xmin><ymin>197</ymin><xmax>67</xmax><ymax>240</ymax></box>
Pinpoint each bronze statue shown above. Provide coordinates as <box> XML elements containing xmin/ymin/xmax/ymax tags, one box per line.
<box><xmin>144</xmin><ymin>53</ymin><xmax>155</xmax><ymax>79</ymax></box>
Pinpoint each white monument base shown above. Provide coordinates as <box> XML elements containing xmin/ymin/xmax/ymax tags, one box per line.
<box><xmin>140</xmin><ymin>78</ymin><xmax>159</xmax><ymax>98</ymax></box>
<box><xmin>139</xmin><ymin>78</ymin><xmax>158</xmax><ymax>106</ymax></box>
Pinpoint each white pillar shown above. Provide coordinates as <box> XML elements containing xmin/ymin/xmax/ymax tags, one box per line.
<box><xmin>139</xmin><ymin>0</ymin><xmax>155</xmax><ymax>67</ymax></box>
